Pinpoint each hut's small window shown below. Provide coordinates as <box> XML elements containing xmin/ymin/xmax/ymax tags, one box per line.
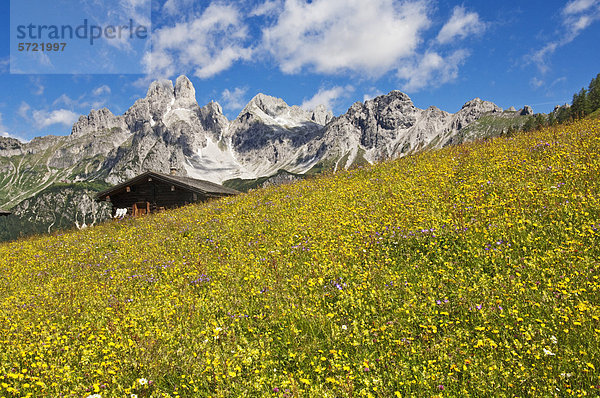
<box><xmin>193</xmin><ymin>193</ymin><xmax>198</xmax><ymax>201</ymax></box>
<box><xmin>171</xmin><ymin>185</ymin><xmax>175</xmax><ymax>191</ymax></box>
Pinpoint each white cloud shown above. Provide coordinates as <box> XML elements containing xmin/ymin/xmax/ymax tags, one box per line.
<box><xmin>221</xmin><ymin>87</ymin><xmax>248</xmax><ymax>110</ymax></box>
<box><xmin>92</xmin><ymin>85</ymin><xmax>111</xmax><ymax>96</ymax></box>
<box><xmin>436</xmin><ymin>6</ymin><xmax>486</xmax><ymax>44</ymax></box>
<box><xmin>250</xmin><ymin>0</ymin><xmax>283</xmax><ymax>17</ymax></box>
<box><xmin>32</xmin><ymin>109</ymin><xmax>79</xmax><ymax>129</ymax></box>
<box><xmin>262</xmin><ymin>0</ymin><xmax>431</xmax><ymax>76</ymax></box>
<box><xmin>163</xmin><ymin>0</ymin><xmax>195</xmax><ymax>16</ymax></box>
<box><xmin>0</xmin><ymin>57</ymin><xmax>8</xmax><ymax>73</ymax></box>
<box><xmin>564</xmin><ymin>0</ymin><xmax>598</xmax><ymax>15</ymax></box>
<box><xmin>53</xmin><ymin>94</ymin><xmax>78</xmax><ymax>108</ymax></box>
<box><xmin>120</xmin><ymin>0</ymin><xmax>151</xmax><ymax>26</ymax></box>
<box><xmin>301</xmin><ymin>85</ymin><xmax>354</xmax><ymax>110</ymax></box>
<box><xmin>145</xmin><ymin>3</ymin><xmax>253</xmax><ymax>79</ymax></box>
<box><xmin>363</xmin><ymin>88</ymin><xmax>384</xmax><ymax>102</ymax></box>
<box><xmin>0</xmin><ymin>113</ymin><xmax>29</xmax><ymax>142</ymax></box>
<box><xmin>30</xmin><ymin>77</ymin><xmax>45</xmax><ymax>96</ymax></box>
<box><xmin>139</xmin><ymin>1</ymin><xmax>483</xmax><ymax>92</ymax></box>
<box><xmin>532</xmin><ymin>0</ymin><xmax>600</xmax><ymax>73</ymax></box>
<box><xmin>1</xmin><ymin>132</ymin><xmax>29</xmax><ymax>143</ymax></box>
<box><xmin>17</xmin><ymin>102</ymin><xmax>31</xmax><ymax>119</ymax></box>
<box><xmin>0</xmin><ymin>113</ymin><xmax>7</xmax><ymax>134</ymax></box>
<box><xmin>530</xmin><ymin>77</ymin><xmax>545</xmax><ymax>89</ymax></box>
<box><xmin>52</xmin><ymin>90</ymin><xmax>108</xmax><ymax>112</ymax></box>
<box><xmin>397</xmin><ymin>49</ymin><xmax>469</xmax><ymax>92</ymax></box>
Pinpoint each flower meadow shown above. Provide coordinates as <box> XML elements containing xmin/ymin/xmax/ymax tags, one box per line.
<box><xmin>1</xmin><ymin>119</ymin><xmax>600</xmax><ymax>397</ymax></box>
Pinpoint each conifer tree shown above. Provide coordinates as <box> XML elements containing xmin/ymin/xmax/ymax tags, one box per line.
<box><xmin>571</xmin><ymin>88</ymin><xmax>589</xmax><ymax>119</ymax></box>
<box><xmin>523</xmin><ymin>116</ymin><xmax>536</xmax><ymax>132</ymax></box>
<box><xmin>588</xmin><ymin>73</ymin><xmax>600</xmax><ymax>112</ymax></box>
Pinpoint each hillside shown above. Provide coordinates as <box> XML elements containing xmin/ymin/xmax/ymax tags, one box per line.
<box><xmin>1</xmin><ymin>119</ymin><xmax>600</xmax><ymax>397</ymax></box>
<box><xmin>0</xmin><ymin>76</ymin><xmax>520</xmax><ymax>242</ymax></box>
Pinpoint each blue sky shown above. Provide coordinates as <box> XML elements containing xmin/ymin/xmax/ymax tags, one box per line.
<box><xmin>1</xmin><ymin>0</ymin><xmax>600</xmax><ymax>142</ymax></box>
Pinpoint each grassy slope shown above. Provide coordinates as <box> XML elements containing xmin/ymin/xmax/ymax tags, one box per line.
<box><xmin>0</xmin><ymin>140</ymin><xmax>69</xmax><ymax>209</ymax></box>
<box><xmin>223</xmin><ymin>169</ymin><xmax>305</xmax><ymax>192</ymax></box>
<box><xmin>0</xmin><ymin>129</ymin><xmax>116</xmax><ymax>210</ymax></box>
<box><xmin>454</xmin><ymin>112</ymin><xmax>530</xmax><ymax>144</ymax></box>
<box><xmin>1</xmin><ymin>120</ymin><xmax>600</xmax><ymax>397</ymax></box>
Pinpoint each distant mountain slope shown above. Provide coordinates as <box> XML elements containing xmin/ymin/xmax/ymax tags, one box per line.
<box><xmin>0</xmin><ymin>76</ymin><xmax>527</xmax><ymax>239</ymax></box>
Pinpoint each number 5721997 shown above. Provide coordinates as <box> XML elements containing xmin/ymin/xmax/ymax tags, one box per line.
<box><xmin>17</xmin><ymin>43</ymin><xmax>67</xmax><ymax>52</ymax></box>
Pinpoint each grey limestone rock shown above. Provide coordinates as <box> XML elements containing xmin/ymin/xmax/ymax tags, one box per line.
<box><xmin>0</xmin><ymin>137</ymin><xmax>24</xmax><ymax>157</ymax></box>
<box><xmin>520</xmin><ymin>105</ymin><xmax>534</xmax><ymax>116</ymax></box>
<box><xmin>1</xmin><ymin>74</ymin><xmax>512</xmax><ymax>216</ymax></box>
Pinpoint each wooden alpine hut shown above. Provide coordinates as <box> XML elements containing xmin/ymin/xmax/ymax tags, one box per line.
<box><xmin>96</xmin><ymin>170</ymin><xmax>240</xmax><ymax>218</ymax></box>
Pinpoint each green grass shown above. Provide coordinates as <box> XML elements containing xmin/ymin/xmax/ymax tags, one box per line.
<box><xmin>456</xmin><ymin>112</ymin><xmax>531</xmax><ymax>143</ymax></box>
<box><xmin>223</xmin><ymin>169</ymin><xmax>305</xmax><ymax>192</ymax></box>
<box><xmin>1</xmin><ymin>119</ymin><xmax>600</xmax><ymax>397</ymax></box>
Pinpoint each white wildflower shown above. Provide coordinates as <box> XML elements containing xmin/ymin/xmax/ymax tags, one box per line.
<box><xmin>543</xmin><ymin>348</ymin><xmax>556</xmax><ymax>356</ymax></box>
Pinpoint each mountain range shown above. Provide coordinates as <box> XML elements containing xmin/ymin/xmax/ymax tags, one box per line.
<box><xmin>0</xmin><ymin>75</ymin><xmax>534</xmax><ymax>239</ymax></box>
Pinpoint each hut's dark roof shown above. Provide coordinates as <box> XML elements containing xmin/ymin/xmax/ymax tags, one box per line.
<box><xmin>0</xmin><ymin>209</ymin><xmax>11</xmax><ymax>216</ymax></box>
<box><xmin>96</xmin><ymin>171</ymin><xmax>240</xmax><ymax>200</ymax></box>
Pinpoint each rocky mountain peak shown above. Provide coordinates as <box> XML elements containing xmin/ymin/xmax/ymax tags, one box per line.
<box><xmin>175</xmin><ymin>75</ymin><xmax>195</xmax><ymax>99</ymax></box>
<box><xmin>520</xmin><ymin>105</ymin><xmax>534</xmax><ymax>116</ymax></box>
<box><xmin>382</xmin><ymin>90</ymin><xmax>412</xmax><ymax>102</ymax></box>
<box><xmin>344</xmin><ymin>90</ymin><xmax>419</xmax><ymax>132</ymax></box>
<box><xmin>449</xmin><ymin>98</ymin><xmax>502</xmax><ymax>132</ymax></box>
<box><xmin>147</xmin><ymin>79</ymin><xmax>175</xmax><ymax>101</ymax></box>
<box><xmin>71</xmin><ymin>107</ymin><xmax>126</xmax><ymax>137</ymax></box>
<box><xmin>424</xmin><ymin>105</ymin><xmax>449</xmax><ymax>117</ymax></box>
<box><xmin>243</xmin><ymin>93</ymin><xmax>290</xmax><ymax>118</ymax></box>
<box><xmin>309</xmin><ymin>104</ymin><xmax>334</xmax><ymax>125</ymax></box>
<box><xmin>363</xmin><ymin>90</ymin><xmax>415</xmax><ymax>111</ymax></box>
<box><xmin>460</xmin><ymin>97</ymin><xmax>501</xmax><ymax>112</ymax></box>
<box><xmin>238</xmin><ymin>93</ymin><xmax>331</xmax><ymax>129</ymax></box>
<box><xmin>204</xmin><ymin>100</ymin><xmax>224</xmax><ymax>115</ymax></box>
<box><xmin>458</xmin><ymin>98</ymin><xmax>502</xmax><ymax>116</ymax></box>
<box><xmin>198</xmin><ymin>101</ymin><xmax>229</xmax><ymax>138</ymax></box>
<box><xmin>0</xmin><ymin>136</ymin><xmax>24</xmax><ymax>157</ymax></box>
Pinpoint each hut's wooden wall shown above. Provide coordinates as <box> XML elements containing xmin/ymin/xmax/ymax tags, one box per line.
<box><xmin>107</xmin><ymin>179</ymin><xmax>203</xmax><ymax>215</ymax></box>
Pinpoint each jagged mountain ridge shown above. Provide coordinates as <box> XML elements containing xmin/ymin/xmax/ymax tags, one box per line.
<box><xmin>1</xmin><ymin>75</ymin><xmax>524</xmax><ymax>238</ymax></box>
<box><xmin>2</xmin><ymin>75</ymin><xmax>508</xmax><ymax>192</ymax></box>
<box><xmin>96</xmin><ymin>77</ymin><xmax>505</xmax><ymax>185</ymax></box>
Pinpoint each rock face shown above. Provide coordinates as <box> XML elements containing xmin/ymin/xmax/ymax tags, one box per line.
<box><xmin>103</xmin><ymin>77</ymin><xmax>238</xmax><ymax>184</ymax></box>
<box><xmin>10</xmin><ymin>186</ymin><xmax>112</xmax><ymax>233</ymax></box>
<box><xmin>224</xmin><ymin>93</ymin><xmax>329</xmax><ymax>176</ymax></box>
<box><xmin>71</xmin><ymin>108</ymin><xmax>127</xmax><ymax>137</ymax></box>
<box><xmin>520</xmin><ymin>105</ymin><xmax>534</xmax><ymax>116</ymax></box>
<box><xmin>0</xmin><ymin>75</ymin><xmax>520</xmax><ymax>242</ymax></box>
<box><xmin>0</xmin><ymin>74</ymin><xmax>510</xmax><ymax>221</ymax></box>
<box><xmin>0</xmin><ymin>137</ymin><xmax>24</xmax><ymax>157</ymax></box>
<box><xmin>314</xmin><ymin>93</ymin><xmax>502</xmax><ymax>167</ymax></box>
<box><xmin>49</xmin><ymin>77</ymin><xmax>511</xmax><ymax>185</ymax></box>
